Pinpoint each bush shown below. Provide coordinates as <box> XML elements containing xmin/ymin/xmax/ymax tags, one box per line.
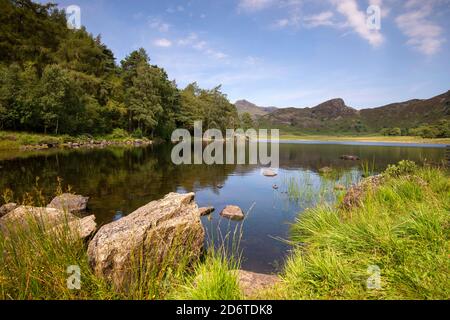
<box><xmin>385</xmin><ymin>160</ymin><xmax>418</xmax><ymax>177</ymax></box>
<box><xmin>380</xmin><ymin>127</ymin><xmax>402</xmax><ymax>136</ymax></box>
<box><xmin>109</xmin><ymin>128</ymin><xmax>130</xmax><ymax>139</ymax></box>
<box><xmin>131</xmin><ymin>128</ymin><xmax>143</xmax><ymax>139</ymax></box>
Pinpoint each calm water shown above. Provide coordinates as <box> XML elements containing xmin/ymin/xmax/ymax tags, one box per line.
<box><xmin>0</xmin><ymin>142</ymin><xmax>446</xmax><ymax>273</ymax></box>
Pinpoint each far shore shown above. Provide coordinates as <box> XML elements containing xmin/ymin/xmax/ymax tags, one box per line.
<box><xmin>278</xmin><ymin>134</ymin><xmax>450</xmax><ymax>145</ymax></box>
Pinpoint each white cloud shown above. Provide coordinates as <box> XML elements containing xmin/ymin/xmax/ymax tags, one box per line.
<box><xmin>149</xmin><ymin>17</ymin><xmax>170</xmax><ymax>32</ymax></box>
<box><xmin>238</xmin><ymin>0</ymin><xmax>275</xmax><ymax>12</ymax></box>
<box><xmin>304</xmin><ymin>11</ymin><xmax>335</xmax><ymax>28</ymax></box>
<box><xmin>330</xmin><ymin>0</ymin><xmax>384</xmax><ymax>47</ymax></box>
<box><xmin>153</xmin><ymin>38</ymin><xmax>172</xmax><ymax>47</ymax></box>
<box><xmin>396</xmin><ymin>1</ymin><xmax>445</xmax><ymax>55</ymax></box>
<box><xmin>177</xmin><ymin>33</ymin><xmax>228</xmax><ymax>60</ymax></box>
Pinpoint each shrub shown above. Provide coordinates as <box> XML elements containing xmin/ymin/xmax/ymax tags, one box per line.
<box><xmin>109</xmin><ymin>128</ymin><xmax>130</xmax><ymax>139</ymax></box>
<box><xmin>385</xmin><ymin>160</ymin><xmax>418</xmax><ymax>177</ymax></box>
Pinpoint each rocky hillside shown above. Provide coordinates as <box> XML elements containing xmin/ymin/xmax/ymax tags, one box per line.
<box><xmin>241</xmin><ymin>90</ymin><xmax>450</xmax><ymax>134</ymax></box>
<box><xmin>235</xmin><ymin>100</ymin><xmax>277</xmax><ymax>118</ymax></box>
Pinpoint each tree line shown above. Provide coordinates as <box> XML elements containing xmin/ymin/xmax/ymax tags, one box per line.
<box><xmin>0</xmin><ymin>0</ymin><xmax>239</xmax><ymax>139</ymax></box>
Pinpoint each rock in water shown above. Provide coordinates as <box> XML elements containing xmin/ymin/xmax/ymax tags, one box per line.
<box><xmin>87</xmin><ymin>192</ymin><xmax>205</xmax><ymax>290</ymax></box>
<box><xmin>220</xmin><ymin>205</ymin><xmax>244</xmax><ymax>220</ymax></box>
<box><xmin>235</xmin><ymin>270</ymin><xmax>279</xmax><ymax>298</ymax></box>
<box><xmin>0</xmin><ymin>206</ymin><xmax>96</xmax><ymax>240</ymax></box>
<box><xmin>262</xmin><ymin>169</ymin><xmax>278</xmax><ymax>177</ymax></box>
<box><xmin>198</xmin><ymin>206</ymin><xmax>215</xmax><ymax>216</ymax></box>
<box><xmin>47</xmin><ymin>193</ymin><xmax>89</xmax><ymax>213</ymax></box>
<box><xmin>340</xmin><ymin>155</ymin><xmax>360</xmax><ymax>161</ymax></box>
<box><xmin>0</xmin><ymin>203</ymin><xmax>18</xmax><ymax>217</ymax></box>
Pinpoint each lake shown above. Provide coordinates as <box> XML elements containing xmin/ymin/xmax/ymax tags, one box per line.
<box><xmin>0</xmin><ymin>141</ymin><xmax>447</xmax><ymax>273</ymax></box>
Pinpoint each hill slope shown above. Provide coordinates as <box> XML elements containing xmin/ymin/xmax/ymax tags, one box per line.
<box><xmin>253</xmin><ymin>91</ymin><xmax>450</xmax><ymax>134</ymax></box>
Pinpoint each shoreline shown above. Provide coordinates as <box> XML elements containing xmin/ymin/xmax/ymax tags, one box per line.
<box><xmin>278</xmin><ymin>134</ymin><xmax>450</xmax><ymax>146</ymax></box>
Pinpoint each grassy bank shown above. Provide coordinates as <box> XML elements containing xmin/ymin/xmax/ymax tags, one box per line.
<box><xmin>279</xmin><ymin>134</ymin><xmax>450</xmax><ymax>145</ymax></box>
<box><xmin>268</xmin><ymin>162</ymin><xmax>450</xmax><ymax>300</ymax></box>
<box><xmin>0</xmin><ymin>130</ymin><xmax>151</xmax><ymax>151</ymax></box>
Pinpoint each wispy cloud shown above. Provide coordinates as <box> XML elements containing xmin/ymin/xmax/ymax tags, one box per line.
<box><xmin>330</xmin><ymin>0</ymin><xmax>384</xmax><ymax>47</ymax></box>
<box><xmin>238</xmin><ymin>0</ymin><xmax>276</xmax><ymax>12</ymax></box>
<box><xmin>396</xmin><ymin>1</ymin><xmax>445</xmax><ymax>55</ymax></box>
<box><xmin>148</xmin><ymin>17</ymin><xmax>170</xmax><ymax>32</ymax></box>
<box><xmin>175</xmin><ymin>33</ymin><xmax>228</xmax><ymax>60</ymax></box>
<box><xmin>303</xmin><ymin>11</ymin><xmax>335</xmax><ymax>28</ymax></box>
<box><xmin>153</xmin><ymin>38</ymin><xmax>172</xmax><ymax>47</ymax></box>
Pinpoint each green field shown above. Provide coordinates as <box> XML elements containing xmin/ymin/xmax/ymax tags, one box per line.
<box><xmin>279</xmin><ymin>134</ymin><xmax>450</xmax><ymax>145</ymax></box>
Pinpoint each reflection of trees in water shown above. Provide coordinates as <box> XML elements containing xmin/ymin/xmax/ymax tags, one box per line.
<box><xmin>0</xmin><ymin>145</ymin><xmax>243</xmax><ymax>223</ymax></box>
<box><xmin>0</xmin><ymin>143</ymin><xmax>445</xmax><ymax>224</ymax></box>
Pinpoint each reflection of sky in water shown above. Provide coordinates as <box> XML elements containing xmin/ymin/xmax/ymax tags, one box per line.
<box><xmin>177</xmin><ymin>167</ymin><xmax>363</xmax><ymax>273</ymax></box>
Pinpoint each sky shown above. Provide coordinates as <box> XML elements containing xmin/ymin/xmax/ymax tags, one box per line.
<box><xmin>43</xmin><ymin>0</ymin><xmax>450</xmax><ymax>109</ymax></box>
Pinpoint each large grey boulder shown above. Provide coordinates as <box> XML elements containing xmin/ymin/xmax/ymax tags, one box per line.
<box><xmin>87</xmin><ymin>192</ymin><xmax>205</xmax><ymax>290</ymax></box>
<box><xmin>47</xmin><ymin>193</ymin><xmax>89</xmax><ymax>213</ymax></box>
<box><xmin>0</xmin><ymin>206</ymin><xmax>96</xmax><ymax>240</ymax></box>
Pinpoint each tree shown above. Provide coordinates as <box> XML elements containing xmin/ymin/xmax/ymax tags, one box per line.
<box><xmin>240</xmin><ymin>112</ymin><xmax>254</xmax><ymax>130</ymax></box>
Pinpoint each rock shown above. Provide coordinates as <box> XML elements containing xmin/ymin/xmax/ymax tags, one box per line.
<box><xmin>87</xmin><ymin>192</ymin><xmax>205</xmax><ymax>290</ymax></box>
<box><xmin>49</xmin><ymin>215</ymin><xmax>97</xmax><ymax>240</ymax></box>
<box><xmin>216</xmin><ymin>184</ymin><xmax>224</xmax><ymax>189</ymax></box>
<box><xmin>341</xmin><ymin>155</ymin><xmax>360</xmax><ymax>161</ymax></box>
<box><xmin>235</xmin><ymin>270</ymin><xmax>280</xmax><ymax>297</ymax></box>
<box><xmin>47</xmin><ymin>193</ymin><xmax>89</xmax><ymax>213</ymax></box>
<box><xmin>272</xmin><ymin>184</ymin><xmax>279</xmax><ymax>190</ymax></box>
<box><xmin>0</xmin><ymin>206</ymin><xmax>96</xmax><ymax>240</ymax></box>
<box><xmin>262</xmin><ymin>169</ymin><xmax>278</xmax><ymax>177</ymax></box>
<box><xmin>0</xmin><ymin>203</ymin><xmax>18</xmax><ymax>217</ymax></box>
<box><xmin>220</xmin><ymin>205</ymin><xmax>244</xmax><ymax>220</ymax></box>
<box><xmin>199</xmin><ymin>206</ymin><xmax>215</xmax><ymax>216</ymax></box>
<box><xmin>334</xmin><ymin>184</ymin><xmax>346</xmax><ymax>191</ymax></box>
<box><xmin>319</xmin><ymin>166</ymin><xmax>333</xmax><ymax>174</ymax></box>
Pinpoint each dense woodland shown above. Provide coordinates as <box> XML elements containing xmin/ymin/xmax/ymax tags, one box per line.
<box><xmin>0</xmin><ymin>0</ymin><xmax>239</xmax><ymax>139</ymax></box>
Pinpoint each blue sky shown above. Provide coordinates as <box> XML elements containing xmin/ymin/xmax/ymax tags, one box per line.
<box><xmin>45</xmin><ymin>0</ymin><xmax>450</xmax><ymax>109</ymax></box>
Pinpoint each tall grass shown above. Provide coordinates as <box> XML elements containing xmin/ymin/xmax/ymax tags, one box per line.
<box><xmin>269</xmin><ymin>163</ymin><xmax>450</xmax><ymax>300</ymax></box>
<box><xmin>0</xmin><ymin>185</ymin><xmax>244</xmax><ymax>300</ymax></box>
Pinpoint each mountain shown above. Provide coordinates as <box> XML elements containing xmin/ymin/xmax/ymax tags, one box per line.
<box><xmin>235</xmin><ymin>100</ymin><xmax>277</xmax><ymax>118</ymax></box>
<box><xmin>247</xmin><ymin>90</ymin><xmax>450</xmax><ymax>134</ymax></box>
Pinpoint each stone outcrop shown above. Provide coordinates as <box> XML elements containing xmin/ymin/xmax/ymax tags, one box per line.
<box><xmin>0</xmin><ymin>206</ymin><xmax>96</xmax><ymax>239</ymax></box>
<box><xmin>87</xmin><ymin>192</ymin><xmax>205</xmax><ymax>289</ymax></box>
<box><xmin>262</xmin><ymin>169</ymin><xmax>278</xmax><ymax>177</ymax></box>
<box><xmin>47</xmin><ymin>193</ymin><xmax>89</xmax><ymax>213</ymax></box>
<box><xmin>235</xmin><ymin>270</ymin><xmax>280</xmax><ymax>297</ymax></box>
<box><xmin>340</xmin><ymin>155</ymin><xmax>360</xmax><ymax>161</ymax></box>
<box><xmin>0</xmin><ymin>203</ymin><xmax>18</xmax><ymax>217</ymax></box>
<box><xmin>198</xmin><ymin>206</ymin><xmax>215</xmax><ymax>216</ymax></box>
<box><xmin>220</xmin><ymin>205</ymin><xmax>244</xmax><ymax>220</ymax></box>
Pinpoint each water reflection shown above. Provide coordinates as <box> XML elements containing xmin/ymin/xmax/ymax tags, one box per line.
<box><xmin>0</xmin><ymin>143</ymin><xmax>445</xmax><ymax>272</ymax></box>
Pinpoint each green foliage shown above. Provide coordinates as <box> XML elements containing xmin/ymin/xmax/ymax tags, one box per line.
<box><xmin>385</xmin><ymin>160</ymin><xmax>418</xmax><ymax>177</ymax></box>
<box><xmin>409</xmin><ymin>120</ymin><xmax>450</xmax><ymax>138</ymax></box>
<box><xmin>0</xmin><ymin>0</ymin><xmax>238</xmax><ymax>139</ymax></box>
<box><xmin>380</xmin><ymin>127</ymin><xmax>402</xmax><ymax>136</ymax></box>
<box><xmin>109</xmin><ymin>128</ymin><xmax>130</xmax><ymax>139</ymax></box>
<box><xmin>269</xmin><ymin>163</ymin><xmax>449</xmax><ymax>300</ymax></box>
<box><xmin>240</xmin><ymin>112</ymin><xmax>254</xmax><ymax>130</ymax></box>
